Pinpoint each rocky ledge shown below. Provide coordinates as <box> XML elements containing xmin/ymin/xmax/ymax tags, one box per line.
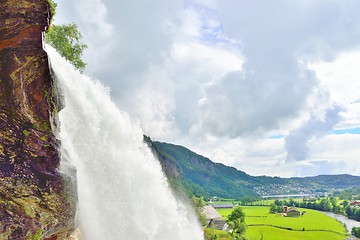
<box><xmin>0</xmin><ymin>0</ymin><xmax>77</xmax><ymax>239</ymax></box>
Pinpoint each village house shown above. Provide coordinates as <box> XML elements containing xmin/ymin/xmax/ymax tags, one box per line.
<box><xmin>201</xmin><ymin>205</ymin><xmax>229</xmax><ymax>231</ymax></box>
<box><xmin>283</xmin><ymin>206</ymin><xmax>301</xmax><ymax>217</ymax></box>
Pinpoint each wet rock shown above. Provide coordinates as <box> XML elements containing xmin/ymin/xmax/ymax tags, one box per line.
<box><xmin>0</xmin><ymin>0</ymin><xmax>77</xmax><ymax>238</ymax></box>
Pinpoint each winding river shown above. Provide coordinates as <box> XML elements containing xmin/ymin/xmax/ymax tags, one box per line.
<box><xmin>324</xmin><ymin>212</ymin><xmax>360</xmax><ymax>233</ymax></box>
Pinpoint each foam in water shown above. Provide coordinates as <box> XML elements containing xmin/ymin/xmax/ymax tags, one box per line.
<box><xmin>46</xmin><ymin>46</ymin><xmax>203</xmax><ymax>240</ymax></box>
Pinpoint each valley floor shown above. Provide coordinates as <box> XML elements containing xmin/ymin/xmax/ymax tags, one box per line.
<box><xmin>216</xmin><ymin>206</ymin><xmax>349</xmax><ymax>240</ymax></box>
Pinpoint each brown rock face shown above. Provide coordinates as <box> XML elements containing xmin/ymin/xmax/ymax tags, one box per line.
<box><xmin>0</xmin><ymin>0</ymin><xmax>77</xmax><ymax>239</ymax></box>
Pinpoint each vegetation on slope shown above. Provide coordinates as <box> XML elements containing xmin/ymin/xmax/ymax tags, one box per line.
<box><xmin>148</xmin><ymin>139</ymin><xmax>259</xmax><ymax>198</ymax></box>
<box><xmin>145</xmin><ymin>137</ymin><xmax>360</xmax><ymax>199</ymax></box>
<box><xmin>335</xmin><ymin>187</ymin><xmax>360</xmax><ymax>200</ymax></box>
<box><xmin>47</xmin><ymin>0</ymin><xmax>57</xmax><ymax>25</ymax></box>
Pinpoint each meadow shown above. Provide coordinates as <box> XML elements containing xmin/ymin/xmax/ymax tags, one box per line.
<box><xmin>216</xmin><ymin>206</ymin><xmax>349</xmax><ymax>240</ymax></box>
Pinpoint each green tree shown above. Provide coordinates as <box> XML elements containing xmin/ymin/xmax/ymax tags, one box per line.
<box><xmin>352</xmin><ymin>227</ymin><xmax>360</xmax><ymax>238</ymax></box>
<box><xmin>269</xmin><ymin>203</ymin><xmax>278</xmax><ymax>213</ymax></box>
<box><xmin>45</xmin><ymin>0</ymin><xmax>87</xmax><ymax>72</ymax></box>
<box><xmin>342</xmin><ymin>200</ymin><xmax>350</xmax><ymax>208</ymax></box>
<box><xmin>330</xmin><ymin>197</ymin><xmax>337</xmax><ymax>208</ymax></box>
<box><xmin>191</xmin><ymin>196</ymin><xmax>207</xmax><ymax>226</ymax></box>
<box><xmin>45</xmin><ymin>23</ymin><xmax>87</xmax><ymax>71</ymax></box>
<box><xmin>227</xmin><ymin>207</ymin><xmax>246</xmax><ymax>237</ymax></box>
<box><xmin>192</xmin><ymin>196</ymin><xmax>206</xmax><ymax>208</ymax></box>
<box><xmin>289</xmin><ymin>198</ymin><xmax>295</xmax><ymax>206</ymax></box>
<box><xmin>333</xmin><ymin>205</ymin><xmax>341</xmax><ymax>214</ymax></box>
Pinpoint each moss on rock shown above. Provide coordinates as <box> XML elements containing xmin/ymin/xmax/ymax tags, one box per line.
<box><xmin>0</xmin><ymin>0</ymin><xmax>77</xmax><ymax>239</ymax></box>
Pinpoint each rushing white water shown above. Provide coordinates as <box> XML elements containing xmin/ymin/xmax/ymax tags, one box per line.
<box><xmin>46</xmin><ymin>46</ymin><xmax>203</xmax><ymax>240</ymax></box>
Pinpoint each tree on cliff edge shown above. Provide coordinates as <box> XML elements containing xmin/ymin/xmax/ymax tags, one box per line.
<box><xmin>45</xmin><ymin>0</ymin><xmax>87</xmax><ymax>72</ymax></box>
<box><xmin>46</xmin><ymin>23</ymin><xmax>87</xmax><ymax>71</ymax></box>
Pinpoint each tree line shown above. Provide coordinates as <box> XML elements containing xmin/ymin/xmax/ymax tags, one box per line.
<box><xmin>270</xmin><ymin>197</ymin><xmax>360</xmax><ymax>221</ymax></box>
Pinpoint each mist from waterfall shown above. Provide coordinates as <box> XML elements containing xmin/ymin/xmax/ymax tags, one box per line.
<box><xmin>46</xmin><ymin>46</ymin><xmax>203</xmax><ymax>240</ymax></box>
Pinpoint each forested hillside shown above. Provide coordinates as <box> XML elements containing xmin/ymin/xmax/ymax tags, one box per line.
<box><xmin>145</xmin><ymin>137</ymin><xmax>360</xmax><ymax>199</ymax></box>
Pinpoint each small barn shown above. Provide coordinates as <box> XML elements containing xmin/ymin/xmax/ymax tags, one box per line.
<box><xmin>208</xmin><ymin>219</ymin><xmax>229</xmax><ymax>231</ymax></box>
<box><xmin>201</xmin><ymin>206</ymin><xmax>222</xmax><ymax>223</ymax></box>
<box><xmin>284</xmin><ymin>207</ymin><xmax>301</xmax><ymax>217</ymax></box>
<box><xmin>212</xmin><ymin>204</ymin><xmax>234</xmax><ymax>209</ymax></box>
<box><xmin>201</xmin><ymin>205</ymin><xmax>229</xmax><ymax>231</ymax></box>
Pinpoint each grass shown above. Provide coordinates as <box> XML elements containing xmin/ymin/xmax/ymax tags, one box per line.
<box><xmin>204</xmin><ymin>228</ymin><xmax>233</xmax><ymax>240</ymax></box>
<box><xmin>249</xmin><ymin>199</ymin><xmax>274</xmax><ymax>206</ymax></box>
<box><xmin>216</xmin><ymin>206</ymin><xmax>348</xmax><ymax>240</ymax></box>
<box><xmin>246</xmin><ymin>226</ymin><xmax>347</xmax><ymax>240</ymax></box>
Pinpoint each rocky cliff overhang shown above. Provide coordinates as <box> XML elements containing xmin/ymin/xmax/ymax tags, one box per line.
<box><xmin>0</xmin><ymin>0</ymin><xmax>77</xmax><ymax>239</ymax></box>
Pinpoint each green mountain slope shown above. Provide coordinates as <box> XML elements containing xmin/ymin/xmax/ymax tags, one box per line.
<box><xmin>145</xmin><ymin>137</ymin><xmax>360</xmax><ymax>199</ymax></box>
<box><xmin>151</xmin><ymin>140</ymin><xmax>258</xmax><ymax>198</ymax></box>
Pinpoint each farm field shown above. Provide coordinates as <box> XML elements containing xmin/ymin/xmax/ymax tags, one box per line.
<box><xmin>250</xmin><ymin>199</ymin><xmax>274</xmax><ymax>205</ymax></box>
<box><xmin>216</xmin><ymin>206</ymin><xmax>349</xmax><ymax>240</ymax></box>
<box><xmin>246</xmin><ymin>226</ymin><xmax>346</xmax><ymax>240</ymax></box>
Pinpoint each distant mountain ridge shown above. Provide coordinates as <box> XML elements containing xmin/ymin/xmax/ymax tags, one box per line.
<box><xmin>145</xmin><ymin>137</ymin><xmax>360</xmax><ymax>199</ymax></box>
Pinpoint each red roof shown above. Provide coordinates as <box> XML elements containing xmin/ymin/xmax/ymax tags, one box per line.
<box><xmin>350</xmin><ymin>201</ymin><xmax>360</xmax><ymax>206</ymax></box>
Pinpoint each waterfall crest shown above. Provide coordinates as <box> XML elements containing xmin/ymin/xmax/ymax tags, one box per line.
<box><xmin>46</xmin><ymin>46</ymin><xmax>203</xmax><ymax>240</ymax></box>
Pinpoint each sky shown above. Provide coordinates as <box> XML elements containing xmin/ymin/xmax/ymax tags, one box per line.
<box><xmin>54</xmin><ymin>0</ymin><xmax>360</xmax><ymax>178</ymax></box>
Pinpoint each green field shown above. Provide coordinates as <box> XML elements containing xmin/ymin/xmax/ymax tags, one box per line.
<box><xmin>250</xmin><ymin>199</ymin><xmax>275</xmax><ymax>206</ymax></box>
<box><xmin>216</xmin><ymin>206</ymin><xmax>349</xmax><ymax>240</ymax></box>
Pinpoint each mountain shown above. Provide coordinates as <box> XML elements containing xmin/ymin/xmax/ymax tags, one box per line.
<box><xmin>145</xmin><ymin>137</ymin><xmax>360</xmax><ymax>199</ymax></box>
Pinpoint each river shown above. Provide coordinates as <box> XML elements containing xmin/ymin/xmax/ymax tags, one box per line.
<box><xmin>324</xmin><ymin>212</ymin><xmax>360</xmax><ymax>233</ymax></box>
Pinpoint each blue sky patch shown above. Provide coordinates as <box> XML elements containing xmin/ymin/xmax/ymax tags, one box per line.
<box><xmin>269</xmin><ymin>135</ymin><xmax>284</xmax><ymax>139</ymax></box>
<box><xmin>331</xmin><ymin>128</ymin><xmax>360</xmax><ymax>135</ymax></box>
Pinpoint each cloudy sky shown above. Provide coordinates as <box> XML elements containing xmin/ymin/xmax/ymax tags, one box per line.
<box><xmin>54</xmin><ymin>0</ymin><xmax>360</xmax><ymax>177</ymax></box>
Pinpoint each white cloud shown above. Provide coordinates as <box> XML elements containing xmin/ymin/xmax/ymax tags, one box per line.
<box><xmin>196</xmin><ymin>0</ymin><xmax>360</xmax><ymax>139</ymax></box>
<box><xmin>54</xmin><ymin>0</ymin><xmax>360</xmax><ymax>177</ymax></box>
<box><xmin>179</xmin><ymin>8</ymin><xmax>203</xmax><ymax>39</ymax></box>
<box><xmin>311</xmin><ymin>52</ymin><xmax>360</xmax><ymax>104</ymax></box>
<box><xmin>191</xmin><ymin>133</ymin><xmax>360</xmax><ymax>177</ymax></box>
<box><xmin>194</xmin><ymin>0</ymin><xmax>217</xmax><ymax>9</ymax></box>
<box><xmin>172</xmin><ymin>43</ymin><xmax>242</xmax><ymax>81</ymax></box>
<box><xmin>284</xmin><ymin>105</ymin><xmax>343</xmax><ymax>162</ymax></box>
<box><xmin>127</xmin><ymin>6</ymin><xmax>243</xmax><ymax>139</ymax></box>
<box><xmin>309</xmin><ymin>134</ymin><xmax>360</xmax><ymax>175</ymax></box>
<box><xmin>309</xmin><ymin>51</ymin><xmax>360</xmax><ymax>130</ymax></box>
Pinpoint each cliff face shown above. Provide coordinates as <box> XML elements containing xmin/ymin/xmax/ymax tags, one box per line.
<box><xmin>0</xmin><ymin>0</ymin><xmax>77</xmax><ymax>239</ymax></box>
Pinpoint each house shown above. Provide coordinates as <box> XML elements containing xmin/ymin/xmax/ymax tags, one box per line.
<box><xmin>212</xmin><ymin>204</ymin><xmax>234</xmax><ymax>209</ymax></box>
<box><xmin>201</xmin><ymin>205</ymin><xmax>229</xmax><ymax>231</ymax></box>
<box><xmin>201</xmin><ymin>205</ymin><xmax>222</xmax><ymax>225</ymax></box>
<box><xmin>208</xmin><ymin>219</ymin><xmax>229</xmax><ymax>231</ymax></box>
<box><xmin>283</xmin><ymin>206</ymin><xmax>301</xmax><ymax>217</ymax></box>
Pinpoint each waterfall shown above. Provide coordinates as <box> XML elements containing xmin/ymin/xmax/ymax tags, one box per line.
<box><xmin>46</xmin><ymin>46</ymin><xmax>203</xmax><ymax>240</ymax></box>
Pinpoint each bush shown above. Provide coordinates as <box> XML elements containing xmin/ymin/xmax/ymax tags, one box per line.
<box><xmin>204</xmin><ymin>228</ymin><xmax>233</xmax><ymax>240</ymax></box>
<box><xmin>352</xmin><ymin>227</ymin><xmax>360</xmax><ymax>238</ymax></box>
